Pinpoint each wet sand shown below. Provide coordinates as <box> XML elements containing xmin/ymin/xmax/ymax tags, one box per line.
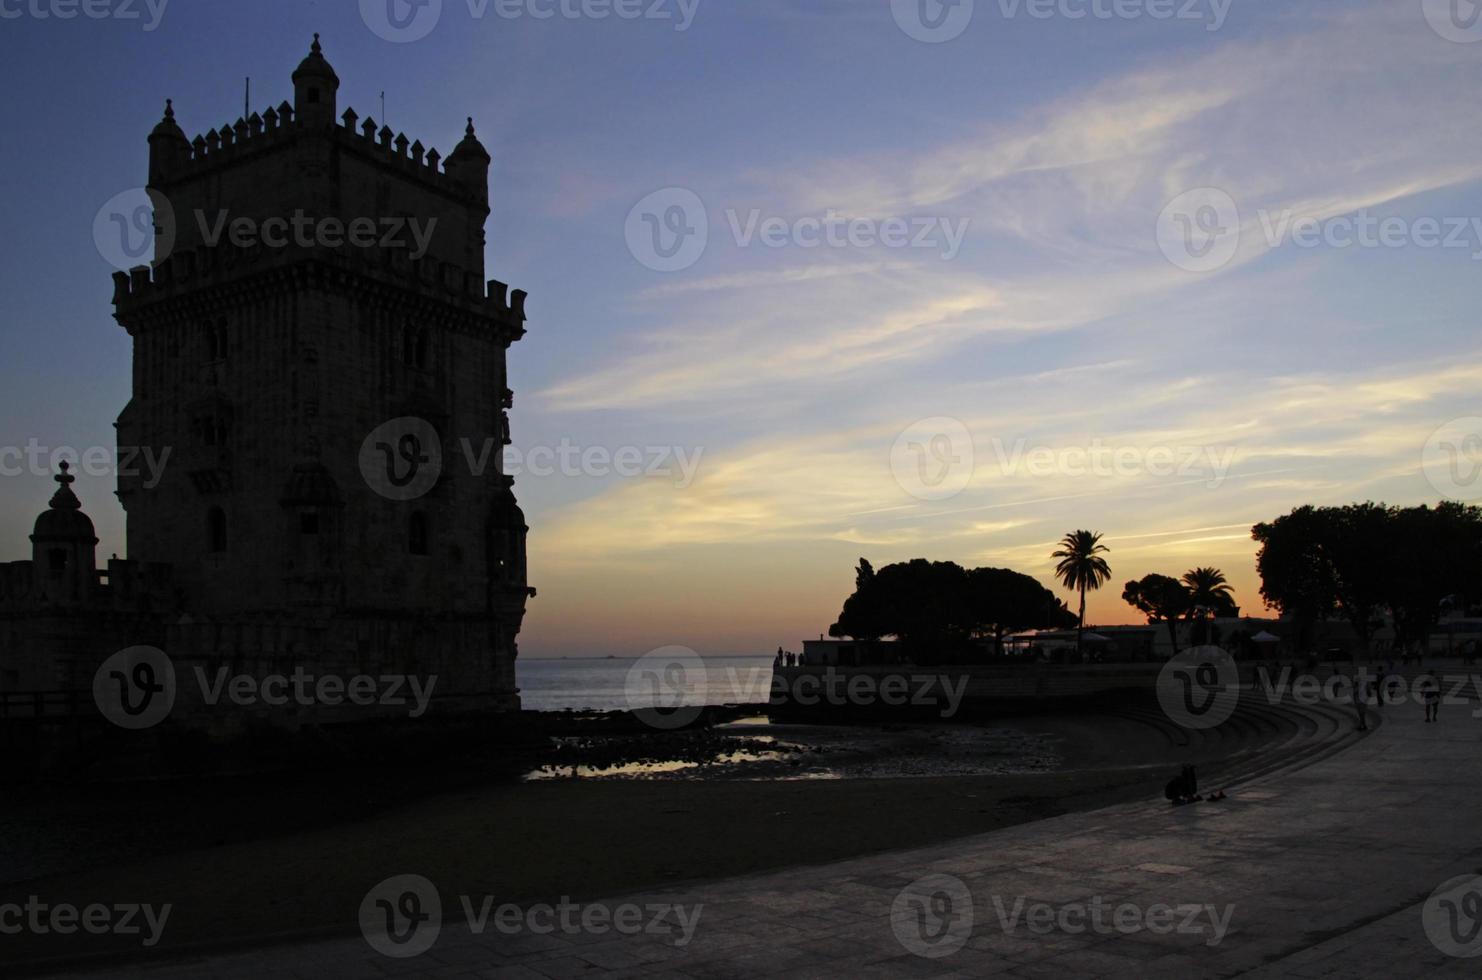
<box><xmin>0</xmin><ymin>715</ymin><xmax>1210</xmax><ymax>970</ymax></box>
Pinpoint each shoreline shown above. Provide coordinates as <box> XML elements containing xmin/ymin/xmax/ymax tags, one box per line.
<box><xmin>0</xmin><ymin>764</ymin><xmax>1166</xmax><ymax>973</ymax></box>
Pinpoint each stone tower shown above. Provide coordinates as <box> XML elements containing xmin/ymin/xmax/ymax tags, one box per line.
<box><xmin>109</xmin><ymin>37</ymin><xmax>533</xmax><ymax>714</ymax></box>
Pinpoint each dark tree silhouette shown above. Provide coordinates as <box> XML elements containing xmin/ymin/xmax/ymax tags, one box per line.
<box><xmin>1251</xmin><ymin>506</ymin><xmax>1339</xmax><ymax>652</ymax></box>
<box><xmin>830</xmin><ymin>559</ymin><xmax>1071</xmax><ymax>663</ymax></box>
<box><xmin>1181</xmin><ymin>566</ymin><xmax>1239</xmax><ymax>645</ymax></box>
<box><xmin>1123</xmin><ymin>573</ymin><xmax>1190</xmax><ymax>654</ymax></box>
<box><xmin>966</xmin><ymin>566</ymin><xmax>1077</xmax><ymax>656</ymax></box>
<box><xmin>1052</xmin><ymin>530</ymin><xmax>1112</xmax><ymax>656</ymax></box>
<box><xmin>1252</xmin><ymin>501</ymin><xmax>1482</xmax><ymax>656</ymax></box>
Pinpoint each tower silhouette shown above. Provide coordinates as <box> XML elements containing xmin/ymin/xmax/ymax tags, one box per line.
<box><xmin>99</xmin><ymin>36</ymin><xmax>533</xmax><ymax>715</ymax></box>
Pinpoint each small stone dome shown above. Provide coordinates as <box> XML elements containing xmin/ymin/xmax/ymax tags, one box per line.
<box><xmin>149</xmin><ymin>99</ymin><xmax>187</xmax><ymax>142</ymax></box>
<box><xmin>292</xmin><ymin>34</ymin><xmax>340</xmax><ymax>86</ymax></box>
<box><xmin>32</xmin><ymin>462</ymin><xmax>98</xmax><ymax>542</ymax></box>
<box><xmin>448</xmin><ymin>117</ymin><xmax>491</xmax><ymax>164</ymax></box>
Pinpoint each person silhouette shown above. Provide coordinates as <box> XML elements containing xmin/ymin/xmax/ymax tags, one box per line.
<box><xmin>1420</xmin><ymin>669</ymin><xmax>1440</xmax><ymax>723</ymax></box>
<box><xmin>1353</xmin><ymin>674</ymin><xmax>1369</xmax><ymax>731</ymax></box>
<box><xmin>1164</xmin><ymin>765</ymin><xmax>1201</xmax><ymax>805</ymax></box>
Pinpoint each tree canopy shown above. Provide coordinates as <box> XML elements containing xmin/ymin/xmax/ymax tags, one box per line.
<box><xmin>1252</xmin><ymin>501</ymin><xmax>1482</xmax><ymax>651</ymax></box>
<box><xmin>829</xmin><ymin>558</ymin><xmax>1074</xmax><ymax>662</ymax></box>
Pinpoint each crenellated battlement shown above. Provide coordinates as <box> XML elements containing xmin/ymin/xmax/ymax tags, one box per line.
<box><xmin>160</xmin><ymin>102</ymin><xmax>487</xmax><ymax>205</ymax></box>
<box><xmin>112</xmin><ymin>242</ymin><xmax>528</xmax><ymax>328</ymax></box>
<box><xmin>0</xmin><ymin>557</ymin><xmax>175</xmax><ymax>612</ymax></box>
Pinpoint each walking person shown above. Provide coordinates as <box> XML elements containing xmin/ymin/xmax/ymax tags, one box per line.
<box><xmin>1420</xmin><ymin>668</ymin><xmax>1440</xmax><ymax>723</ymax></box>
<box><xmin>1353</xmin><ymin>674</ymin><xmax>1369</xmax><ymax>731</ymax></box>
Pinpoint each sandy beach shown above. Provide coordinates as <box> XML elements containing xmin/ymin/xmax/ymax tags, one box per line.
<box><xmin>0</xmin><ymin>712</ymin><xmax>1200</xmax><ymax>971</ymax></box>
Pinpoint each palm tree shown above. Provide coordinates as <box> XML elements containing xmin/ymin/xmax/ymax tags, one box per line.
<box><xmin>1182</xmin><ymin>566</ymin><xmax>1237</xmax><ymax>616</ymax></box>
<box><xmin>1181</xmin><ymin>566</ymin><xmax>1237</xmax><ymax>645</ymax></box>
<box><xmin>1052</xmin><ymin>530</ymin><xmax>1112</xmax><ymax>656</ymax></box>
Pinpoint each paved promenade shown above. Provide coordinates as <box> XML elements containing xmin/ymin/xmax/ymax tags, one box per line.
<box><xmin>56</xmin><ymin>697</ymin><xmax>1482</xmax><ymax>978</ymax></box>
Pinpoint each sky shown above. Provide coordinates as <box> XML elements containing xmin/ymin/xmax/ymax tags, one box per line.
<box><xmin>1</xmin><ymin>0</ymin><xmax>1481</xmax><ymax>658</ymax></box>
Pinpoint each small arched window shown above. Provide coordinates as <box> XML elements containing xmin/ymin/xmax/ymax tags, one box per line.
<box><xmin>208</xmin><ymin>507</ymin><xmax>228</xmax><ymax>553</ymax></box>
<box><xmin>409</xmin><ymin>512</ymin><xmax>429</xmax><ymax>556</ymax></box>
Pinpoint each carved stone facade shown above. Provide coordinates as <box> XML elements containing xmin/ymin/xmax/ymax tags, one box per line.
<box><xmin>1</xmin><ymin>38</ymin><xmax>533</xmax><ymax>725</ymax></box>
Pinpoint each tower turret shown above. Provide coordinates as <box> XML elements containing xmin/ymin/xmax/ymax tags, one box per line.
<box><xmin>445</xmin><ymin>117</ymin><xmax>491</xmax><ymax>203</ymax></box>
<box><xmin>30</xmin><ymin>462</ymin><xmax>99</xmax><ymax>604</ymax></box>
<box><xmin>148</xmin><ymin>99</ymin><xmax>191</xmax><ymax>184</ymax></box>
<box><xmin>291</xmin><ymin>33</ymin><xmax>339</xmax><ymax>127</ymax></box>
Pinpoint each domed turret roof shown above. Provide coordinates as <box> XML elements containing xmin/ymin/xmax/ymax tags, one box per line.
<box><xmin>149</xmin><ymin>99</ymin><xmax>187</xmax><ymax>143</ymax></box>
<box><xmin>448</xmin><ymin>117</ymin><xmax>491</xmax><ymax>163</ymax></box>
<box><xmin>32</xmin><ymin>462</ymin><xmax>98</xmax><ymax>542</ymax></box>
<box><xmin>292</xmin><ymin>34</ymin><xmax>340</xmax><ymax>86</ymax></box>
